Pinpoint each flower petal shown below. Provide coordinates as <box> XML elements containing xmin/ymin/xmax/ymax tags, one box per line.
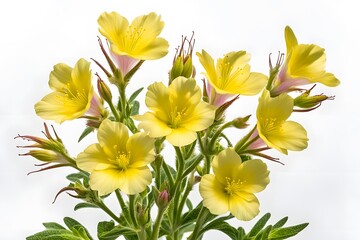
<box><xmin>236</xmin><ymin>159</ymin><xmax>270</xmax><ymax>193</ymax></box>
<box><xmin>181</xmin><ymin>101</ymin><xmax>216</xmax><ymax>131</ymax></box>
<box><xmin>127</xmin><ymin>132</ymin><xmax>155</xmax><ymax>167</ymax></box>
<box><xmin>97</xmin><ymin>119</ymin><xmax>129</xmax><ymax>156</ymax></box>
<box><xmin>134</xmin><ymin>112</ymin><xmax>172</xmax><ymax>138</ymax></box>
<box><xmin>98</xmin><ymin>12</ymin><xmax>129</xmax><ymax>49</ymax></box>
<box><xmin>229</xmin><ymin>192</ymin><xmax>260</xmax><ymax>221</ymax></box>
<box><xmin>48</xmin><ymin>63</ymin><xmax>72</xmax><ymax>91</ymax></box>
<box><xmin>166</xmin><ymin>128</ymin><xmax>196</xmax><ymax>147</ymax></box>
<box><xmin>168</xmin><ymin>77</ymin><xmax>202</xmax><ymax>112</ymax></box>
<box><xmin>118</xmin><ymin>167</ymin><xmax>152</xmax><ymax>195</ymax></box>
<box><xmin>212</xmin><ymin>148</ymin><xmax>242</xmax><ymax>185</ymax></box>
<box><xmin>145</xmin><ymin>81</ymin><xmax>171</xmax><ymax>120</ymax></box>
<box><xmin>199</xmin><ymin>174</ymin><xmax>229</xmax><ymax>215</ymax></box>
<box><xmin>90</xmin><ymin>168</ymin><xmax>126</xmax><ymax>196</ymax></box>
<box><xmin>266</xmin><ymin>120</ymin><xmax>308</xmax><ymax>154</ymax></box>
<box><xmin>257</xmin><ymin>91</ymin><xmax>293</xmax><ymax>123</ymax></box>
<box><xmin>76</xmin><ymin>143</ymin><xmax>113</xmax><ymax>172</ymax></box>
<box><xmin>284</xmin><ymin>26</ymin><xmax>298</xmax><ymax>54</ymax></box>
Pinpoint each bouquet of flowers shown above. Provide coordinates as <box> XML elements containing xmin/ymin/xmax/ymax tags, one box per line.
<box><xmin>16</xmin><ymin>11</ymin><xmax>339</xmax><ymax>240</ymax></box>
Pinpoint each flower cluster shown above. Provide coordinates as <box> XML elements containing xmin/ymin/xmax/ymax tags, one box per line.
<box><xmin>16</xmin><ymin>11</ymin><xmax>339</xmax><ymax>240</ymax></box>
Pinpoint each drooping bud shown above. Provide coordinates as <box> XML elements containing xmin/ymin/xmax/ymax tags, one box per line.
<box><xmin>294</xmin><ymin>85</ymin><xmax>334</xmax><ymax>111</ymax></box>
<box><xmin>169</xmin><ymin>33</ymin><xmax>195</xmax><ymax>84</ymax></box>
<box><xmin>232</xmin><ymin>115</ymin><xmax>251</xmax><ymax>129</ymax></box>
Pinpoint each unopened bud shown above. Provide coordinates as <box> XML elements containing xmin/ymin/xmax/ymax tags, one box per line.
<box><xmin>232</xmin><ymin>115</ymin><xmax>251</xmax><ymax>129</ymax></box>
<box><xmin>21</xmin><ymin>150</ymin><xmax>66</xmax><ymax>163</ymax></box>
<box><xmin>294</xmin><ymin>85</ymin><xmax>334</xmax><ymax>109</ymax></box>
<box><xmin>97</xmin><ymin>78</ymin><xmax>112</xmax><ymax>103</ymax></box>
<box><xmin>157</xmin><ymin>189</ymin><xmax>170</xmax><ymax>209</ymax></box>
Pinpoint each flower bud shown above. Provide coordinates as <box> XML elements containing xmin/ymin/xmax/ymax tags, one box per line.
<box><xmin>169</xmin><ymin>33</ymin><xmax>195</xmax><ymax>83</ymax></box>
<box><xmin>294</xmin><ymin>85</ymin><xmax>334</xmax><ymax>110</ymax></box>
<box><xmin>157</xmin><ymin>189</ymin><xmax>170</xmax><ymax>209</ymax></box>
<box><xmin>97</xmin><ymin>78</ymin><xmax>112</xmax><ymax>103</ymax></box>
<box><xmin>232</xmin><ymin>115</ymin><xmax>251</xmax><ymax>129</ymax></box>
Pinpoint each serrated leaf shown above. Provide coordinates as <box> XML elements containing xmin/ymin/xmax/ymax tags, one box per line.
<box><xmin>128</xmin><ymin>87</ymin><xmax>144</xmax><ymax>103</ymax></box>
<box><xmin>78</xmin><ymin>127</ymin><xmax>94</xmax><ymax>142</ymax></box>
<box><xmin>74</xmin><ymin>202</ymin><xmax>99</xmax><ymax>211</ymax></box>
<box><xmin>43</xmin><ymin>222</ymin><xmax>66</xmax><ymax>230</ymax></box>
<box><xmin>269</xmin><ymin>223</ymin><xmax>309</xmax><ymax>240</ymax></box>
<box><xmin>273</xmin><ymin>217</ymin><xmax>288</xmax><ymax>229</ymax></box>
<box><xmin>248</xmin><ymin>213</ymin><xmax>271</xmax><ymax>237</ymax></box>
<box><xmin>97</xmin><ymin>221</ymin><xmax>115</xmax><ymax>238</ymax></box>
<box><xmin>99</xmin><ymin>225</ymin><xmax>139</xmax><ymax>240</ymax></box>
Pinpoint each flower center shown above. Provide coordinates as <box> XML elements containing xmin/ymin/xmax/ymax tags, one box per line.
<box><xmin>126</xmin><ymin>26</ymin><xmax>146</xmax><ymax>51</ymax></box>
<box><xmin>60</xmin><ymin>84</ymin><xmax>88</xmax><ymax>107</ymax></box>
<box><xmin>261</xmin><ymin>117</ymin><xmax>280</xmax><ymax>134</ymax></box>
<box><xmin>115</xmin><ymin>152</ymin><xmax>130</xmax><ymax>170</ymax></box>
<box><xmin>224</xmin><ymin>177</ymin><xmax>246</xmax><ymax>196</ymax></box>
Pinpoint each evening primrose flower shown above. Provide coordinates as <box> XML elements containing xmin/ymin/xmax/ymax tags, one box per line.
<box><xmin>197</xmin><ymin>50</ymin><xmax>267</xmax><ymax>106</ymax></box>
<box><xmin>98</xmin><ymin>11</ymin><xmax>169</xmax><ymax>76</ymax></box>
<box><xmin>200</xmin><ymin>148</ymin><xmax>269</xmax><ymax>221</ymax></box>
<box><xmin>270</xmin><ymin>26</ymin><xmax>340</xmax><ymax>96</ymax></box>
<box><xmin>133</xmin><ymin>77</ymin><xmax>216</xmax><ymax>147</ymax></box>
<box><xmin>256</xmin><ymin>90</ymin><xmax>308</xmax><ymax>154</ymax></box>
<box><xmin>76</xmin><ymin>119</ymin><xmax>155</xmax><ymax>195</ymax></box>
<box><xmin>35</xmin><ymin>59</ymin><xmax>94</xmax><ymax>123</ymax></box>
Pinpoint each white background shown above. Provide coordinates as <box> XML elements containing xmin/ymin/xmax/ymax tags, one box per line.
<box><xmin>1</xmin><ymin>0</ymin><xmax>359</xmax><ymax>239</ymax></box>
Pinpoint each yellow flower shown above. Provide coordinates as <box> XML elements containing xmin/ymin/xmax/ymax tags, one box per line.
<box><xmin>35</xmin><ymin>59</ymin><xmax>94</xmax><ymax>123</ymax></box>
<box><xmin>197</xmin><ymin>50</ymin><xmax>267</xmax><ymax>99</ymax></box>
<box><xmin>98</xmin><ymin>11</ymin><xmax>169</xmax><ymax>61</ymax></box>
<box><xmin>76</xmin><ymin>119</ymin><xmax>155</xmax><ymax>195</ymax></box>
<box><xmin>271</xmin><ymin>26</ymin><xmax>340</xmax><ymax>96</ymax></box>
<box><xmin>200</xmin><ymin>148</ymin><xmax>269</xmax><ymax>221</ymax></box>
<box><xmin>133</xmin><ymin>77</ymin><xmax>216</xmax><ymax>147</ymax></box>
<box><xmin>256</xmin><ymin>90</ymin><xmax>308</xmax><ymax>154</ymax></box>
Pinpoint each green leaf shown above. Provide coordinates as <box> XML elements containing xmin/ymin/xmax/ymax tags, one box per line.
<box><xmin>78</xmin><ymin>127</ymin><xmax>94</xmax><ymax>142</ymax></box>
<box><xmin>238</xmin><ymin>227</ymin><xmax>246</xmax><ymax>240</ymax></box>
<box><xmin>269</xmin><ymin>223</ymin><xmax>309</xmax><ymax>240</ymax></box>
<box><xmin>128</xmin><ymin>87</ymin><xmax>144</xmax><ymax>103</ymax></box>
<box><xmin>26</xmin><ymin>229</ymin><xmax>82</xmax><ymax>240</ymax></box>
<box><xmin>130</xmin><ymin>100</ymin><xmax>140</xmax><ymax>116</ymax></box>
<box><xmin>98</xmin><ymin>225</ymin><xmax>139</xmax><ymax>240</ymax></box>
<box><xmin>66</xmin><ymin>172</ymin><xmax>87</xmax><ymax>183</ymax></box>
<box><xmin>273</xmin><ymin>217</ymin><xmax>288</xmax><ymax>229</ymax></box>
<box><xmin>261</xmin><ymin>225</ymin><xmax>272</xmax><ymax>240</ymax></box>
<box><xmin>97</xmin><ymin>221</ymin><xmax>115</xmax><ymax>239</ymax></box>
<box><xmin>63</xmin><ymin>217</ymin><xmax>92</xmax><ymax>240</ymax></box>
<box><xmin>43</xmin><ymin>222</ymin><xmax>66</xmax><ymax>230</ymax></box>
<box><xmin>185</xmin><ymin>198</ymin><xmax>193</xmax><ymax>211</ymax></box>
<box><xmin>63</xmin><ymin>217</ymin><xmax>83</xmax><ymax>230</ymax></box>
<box><xmin>201</xmin><ymin>221</ymin><xmax>238</xmax><ymax>240</ymax></box>
<box><xmin>247</xmin><ymin>213</ymin><xmax>271</xmax><ymax>237</ymax></box>
<box><xmin>74</xmin><ymin>202</ymin><xmax>99</xmax><ymax>211</ymax></box>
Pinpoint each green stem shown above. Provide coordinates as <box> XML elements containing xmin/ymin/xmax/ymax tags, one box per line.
<box><xmin>108</xmin><ymin>100</ymin><xmax>120</xmax><ymax>122</ymax></box>
<box><xmin>162</xmin><ymin>160</ymin><xmax>175</xmax><ymax>187</ymax></box>
<box><xmin>129</xmin><ymin>195</ymin><xmax>139</xmax><ymax>227</ymax></box>
<box><xmin>234</xmin><ymin>125</ymin><xmax>257</xmax><ymax>153</ymax></box>
<box><xmin>208</xmin><ymin>121</ymin><xmax>233</xmax><ymax>151</ymax></box>
<box><xmin>196</xmin><ymin>133</ymin><xmax>211</xmax><ymax>174</ymax></box>
<box><xmin>173</xmin><ymin>147</ymin><xmax>185</xmax><ymax>193</ymax></box>
<box><xmin>181</xmin><ymin>154</ymin><xmax>203</xmax><ymax>178</ymax></box>
<box><xmin>188</xmin><ymin>206</ymin><xmax>210</xmax><ymax>240</ymax></box>
<box><xmin>115</xmin><ymin>189</ymin><xmax>131</xmax><ymax>225</ymax></box>
<box><xmin>150</xmin><ymin>206</ymin><xmax>167</xmax><ymax>240</ymax></box>
<box><xmin>96</xmin><ymin>201</ymin><xmax>121</xmax><ymax>223</ymax></box>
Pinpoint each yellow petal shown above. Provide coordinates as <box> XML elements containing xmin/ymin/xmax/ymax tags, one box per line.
<box><xmin>231</xmin><ymin>72</ymin><xmax>267</xmax><ymax>95</ymax></box>
<box><xmin>98</xmin><ymin>12</ymin><xmax>129</xmax><ymax>49</ymax></box>
<box><xmin>212</xmin><ymin>148</ymin><xmax>242</xmax><ymax>185</ymax></box>
<box><xmin>257</xmin><ymin>91</ymin><xmax>293</xmax><ymax>123</ymax></box>
<box><xmin>131</xmin><ymin>37</ymin><xmax>169</xmax><ymax>60</ymax></box>
<box><xmin>97</xmin><ymin>119</ymin><xmax>129</xmax><ymax>157</ymax></box>
<box><xmin>145</xmin><ymin>81</ymin><xmax>171</xmax><ymax>121</ymax></box>
<box><xmin>118</xmin><ymin>167</ymin><xmax>152</xmax><ymax>195</ymax></box>
<box><xmin>166</xmin><ymin>127</ymin><xmax>197</xmax><ymax>147</ymax></box>
<box><xmin>200</xmin><ymin>174</ymin><xmax>229</xmax><ymax>215</ymax></box>
<box><xmin>236</xmin><ymin>159</ymin><xmax>270</xmax><ymax>193</ymax></box>
<box><xmin>76</xmin><ymin>144</ymin><xmax>113</xmax><ymax>172</ymax></box>
<box><xmin>266</xmin><ymin>120</ymin><xmax>308</xmax><ymax>154</ymax></box>
<box><xmin>71</xmin><ymin>58</ymin><xmax>92</xmax><ymax>92</ymax></box>
<box><xmin>181</xmin><ymin>101</ymin><xmax>216</xmax><ymax>131</ymax></box>
<box><xmin>285</xmin><ymin>26</ymin><xmax>298</xmax><ymax>54</ymax></box>
<box><xmin>313</xmin><ymin>72</ymin><xmax>340</xmax><ymax>87</ymax></box>
<box><xmin>134</xmin><ymin>112</ymin><xmax>172</xmax><ymax>138</ymax></box>
<box><xmin>127</xmin><ymin>132</ymin><xmax>155</xmax><ymax>167</ymax></box>
<box><xmin>197</xmin><ymin>50</ymin><xmax>217</xmax><ymax>86</ymax></box>
<box><xmin>90</xmin><ymin>168</ymin><xmax>126</xmax><ymax>196</ymax></box>
<box><xmin>48</xmin><ymin>63</ymin><xmax>72</xmax><ymax>91</ymax></box>
<box><xmin>168</xmin><ymin>77</ymin><xmax>202</xmax><ymax>112</ymax></box>
<box><xmin>229</xmin><ymin>192</ymin><xmax>260</xmax><ymax>221</ymax></box>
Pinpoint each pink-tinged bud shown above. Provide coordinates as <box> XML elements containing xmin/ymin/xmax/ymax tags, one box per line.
<box><xmin>15</xmin><ymin>123</ymin><xmax>74</xmax><ymax>173</ymax></box>
<box><xmin>157</xmin><ymin>189</ymin><xmax>170</xmax><ymax>209</ymax></box>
